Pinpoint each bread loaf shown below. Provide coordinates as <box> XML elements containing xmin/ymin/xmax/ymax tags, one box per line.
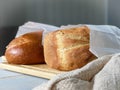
<box><xmin>5</xmin><ymin>31</ymin><xmax>45</xmax><ymax>64</ymax></box>
<box><xmin>44</xmin><ymin>26</ymin><xmax>96</xmax><ymax>71</ymax></box>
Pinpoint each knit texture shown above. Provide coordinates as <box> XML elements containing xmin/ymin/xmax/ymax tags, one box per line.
<box><xmin>33</xmin><ymin>53</ymin><xmax>120</xmax><ymax>90</ymax></box>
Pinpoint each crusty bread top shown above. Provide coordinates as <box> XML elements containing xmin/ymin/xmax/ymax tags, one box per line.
<box><xmin>6</xmin><ymin>31</ymin><xmax>43</xmax><ymax>50</ymax></box>
<box><xmin>5</xmin><ymin>31</ymin><xmax>44</xmax><ymax>64</ymax></box>
<box><xmin>55</xmin><ymin>26</ymin><xmax>90</xmax><ymax>49</ymax></box>
<box><xmin>44</xmin><ymin>26</ymin><xmax>95</xmax><ymax>71</ymax></box>
<box><xmin>56</xmin><ymin>26</ymin><xmax>91</xmax><ymax>70</ymax></box>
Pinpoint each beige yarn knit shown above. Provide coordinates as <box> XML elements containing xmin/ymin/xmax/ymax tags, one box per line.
<box><xmin>33</xmin><ymin>53</ymin><xmax>120</xmax><ymax>90</ymax></box>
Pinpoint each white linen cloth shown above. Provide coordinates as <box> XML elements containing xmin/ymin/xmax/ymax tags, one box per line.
<box><xmin>33</xmin><ymin>53</ymin><xmax>120</xmax><ymax>90</ymax></box>
<box><xmin>15</xmin><ymin>21</ymin><xmax>59</xmax><ymax>38</ymax></box>
<box><xmin>16</xmin><ymin>22</ymin><xmax>120</xmax><ymax>57</ymax></box>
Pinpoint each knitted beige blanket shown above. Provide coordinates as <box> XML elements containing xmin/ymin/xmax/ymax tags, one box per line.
<box><xmin>33</xmin><ymin>53</ymin><xmax>120</xmax><ymax>90</ymax></box>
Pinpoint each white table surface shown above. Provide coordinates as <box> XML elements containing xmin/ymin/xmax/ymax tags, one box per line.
<box><xmin>0</xmin><ymin>57</ymin><xmax>48</xmax><ymax>90</ymax></box>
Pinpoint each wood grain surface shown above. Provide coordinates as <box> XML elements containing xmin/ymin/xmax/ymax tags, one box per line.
<box><xmin>0</xmin><ymin>56</ymin><xmax>65</xmax><ymax>79</ymax></box>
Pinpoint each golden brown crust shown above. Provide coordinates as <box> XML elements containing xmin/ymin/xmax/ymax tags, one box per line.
<box><xmin>59</xmin><ymin>44</ymin><xmax>95</xmax><ymax>70</ymax></box>
<box><xmin>5</xmin><ymin>31</ymin><xmax>45</xmax><ymax>64</ymax></box>
<box><xmin>55</xmin><ymin>26</ymin><xmax>90</xmax><ymax>49</ymax></box>
<box><xmin>44</xmin><ymin>26</ymin><xmax>96</xmax><ymax>71</ymax></box>
<box><xmin>44</xmin><ymin>31</ymin><xmax>61</xmax><ymax>69</ymax></box>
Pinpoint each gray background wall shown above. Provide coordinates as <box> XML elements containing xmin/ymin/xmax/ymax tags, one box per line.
<box><xmin>0</xmin><ymin>0</ymin><xmax>120</xmax><ymax>55</ymax></box>
<box><xmin>0</xmin><ymin>0</ymin><xmax>120</xmax><ymax>27</ymax></box>
<box><xmin>0</xmin><ymin>0</ymin><xmax>109</xmax><ymax>27</ymax></box>
<box><xmin>108</xmin><ymin>0</ymin><xmax>120</xmax><ymax>27</ymax></box>
<box><xmin>25</xmin><ymin>0</ymin><xmax>108</xmax><ymax>26</ymax></box>
<box><xmin>0</xmin><ymin>0</ymin><xmax>26</xmax><ymax>27</ymax></box>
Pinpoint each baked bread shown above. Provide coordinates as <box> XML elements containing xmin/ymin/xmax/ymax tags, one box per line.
<box><xmin>5</xmin><ymin>31</ymin><xmax>45</xmax><ymax>64</ymax></box>
<box><xmin>44</xmin><ymin>26</ymin><xmax>96</xmax><ymax>71</ymax></box>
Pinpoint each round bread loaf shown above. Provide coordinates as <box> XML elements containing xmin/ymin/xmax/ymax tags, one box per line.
<box><xmin>44</xmin><ymin>26</ymin><xmax>96</xmax><ymax>71</ymax></box>
<box><xmin>5</xmin><ymin>31</ymin><xmax>45</xmax><ymax>64</ymax></box>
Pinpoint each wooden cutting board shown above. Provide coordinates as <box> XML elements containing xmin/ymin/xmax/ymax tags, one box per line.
<box><xmin>0</xmin><ymin>56</ymin><xmax>66</xmax><ymax>79</ymax></box>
